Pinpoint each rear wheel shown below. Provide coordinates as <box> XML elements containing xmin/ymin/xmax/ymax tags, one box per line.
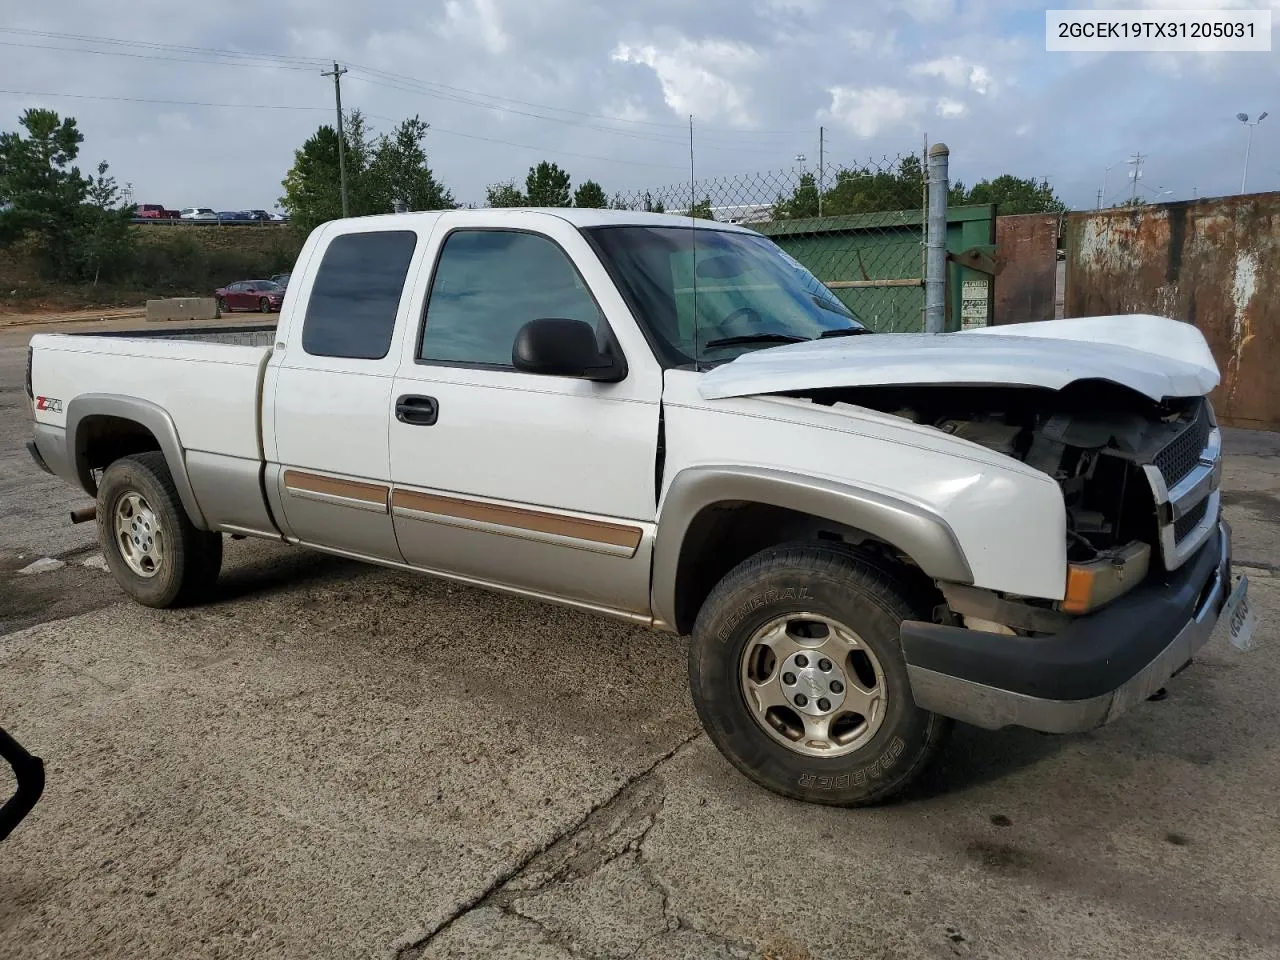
<box><xmin>216</xmin><ymin>296</ymin><xmax>228</xmax><ymax>313</ymax></box>
<box><xmin>259</xmin><ymin>297</ymin><xmax>271</xmax><ymax>313</ymax></box>
<box><xmin>689</xmin><ymin>541</ymin><xmax>950</xmax><ymax>807</ymax></box>
<box><xmin>96</xmin><ymin>452</ymin><xmax>222</xmax><ymax>608</ymax></box>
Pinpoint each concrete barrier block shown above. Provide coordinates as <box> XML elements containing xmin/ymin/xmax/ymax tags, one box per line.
<box><xmin>145</xmin><ymin>297</ymin><xmax>221</xmax><ymax>322</ymax></box>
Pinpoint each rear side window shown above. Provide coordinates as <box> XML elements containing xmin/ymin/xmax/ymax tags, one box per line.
<box><xmin>302</xmin><ymin>230</ymin><xmax>417</xmax><ymax>359</ymax></box>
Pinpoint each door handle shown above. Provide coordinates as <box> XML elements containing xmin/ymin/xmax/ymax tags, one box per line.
<box><xmin>395</xmin><ymin>394</ymin><xmax>439</xmax><ymax>426</ymax></box>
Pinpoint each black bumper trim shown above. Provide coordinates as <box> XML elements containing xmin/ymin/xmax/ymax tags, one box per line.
<box><xmin>901</xmin><ymin>526</ymin><xmax>1226</xmax><ymax>703</ymax></box>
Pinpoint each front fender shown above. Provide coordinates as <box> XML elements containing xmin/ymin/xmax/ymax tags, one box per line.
<box><xmin>650</xmin><ymin>464</ymin><xmax>974</xmax><ymax>630</ymax></box>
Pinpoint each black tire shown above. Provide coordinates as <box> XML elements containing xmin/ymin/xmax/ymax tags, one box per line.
<box><xmin>216</xmin><ymin>296</ymin><xmax>228</xmax><ymax>313</ymax></box>
<box><xmin>689</xmin><ymin>541</ymin><xmax>950</xmax><ymax>807</ymax></box>
<box><xmin>258</xmin><ymin>297</ymin><xmax>270</xmax><ymax>313</ymax></box>
<box><xmin>96</xmin><ymin>452</ymin><xmax>223</xmax><ymax>609</ymax></box>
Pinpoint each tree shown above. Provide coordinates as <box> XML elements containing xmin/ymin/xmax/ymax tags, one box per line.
<box><xmin>0</xmin><ymin>108</ymin><xmax>131</xmax><ymax>282</ymax></box>
<box><xmin>772</xmin><ymin>173</ymin><xmax>819</xmax><ymax>219</ymax></box>
<box><xmin>574</xmin><ymin>179</ymin><xmax>607</xmax><ymax>208</ymax></box>
<box><xmin>79</xmin><ymin>160</ymin><xmax>135</xmax><ymax>285</ymax></box>
<box><xmin>525</xmin><ymin>161</ymin><xmax>571</xmax><ymax>207</ymax></box>
<box><xmin>955</xmin><ymin>175</ymin><xmax>1065</xmax><ymax>215</ymax></box>
<box><xmin>365</xmin><ymin>116</ymin><xmax>454</xmax><ymax>213</ymax></box>
<box><xmin>687</xmin><ymin>196</ymin><xmax>715</xmax><ymax>220</ymax></box>
<box><xmin>486</xmin><ymin>181</ymin><xmax>525</xmax><ymax>207</ymax></box>
<box><xmin>280</xmin><ymin>121</ymin><xmax>361</xmax><ymax>233</ymax></box>
<box><xmin>280</xmin><ymin>110</ymin><xmax>454</xmax><ymax>231</ymax></box>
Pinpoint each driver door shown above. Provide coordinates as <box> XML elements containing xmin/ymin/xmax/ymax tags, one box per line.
<box><xmin>387</xmin><ymin>213</ymin><xmax>662</xmax><ymax>616</ymax></box>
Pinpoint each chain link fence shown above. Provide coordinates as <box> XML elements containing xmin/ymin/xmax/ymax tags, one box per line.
<box><xmin>607</xmin><ymin>151</ymin><xmax>933</xmax><ymax>332</ymax></box>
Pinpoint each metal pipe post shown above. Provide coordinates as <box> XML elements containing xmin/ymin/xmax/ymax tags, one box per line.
<box><xmin>924</xmin><ymin>142</ymin><xmax>949</xmax><ymax>334</ymax></box>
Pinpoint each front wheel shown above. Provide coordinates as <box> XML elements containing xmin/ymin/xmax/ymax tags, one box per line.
<box><xmin>689</xmin><ymin>542</ymin><xmax>950</xmax><ymax>807</ymax></box>
<box><xmin>216</xmin><ymin>296</ymin><xmax>228</xmax><ymax>313</ymax></box>
<box><xmin>259</xmin><ymin>297</ymin><xmax>271</xmax><ymax>313</ymax></box>
<box><xmin>96</xmin><ymin>452</ymin><xmax>223</xmax><ymax>608</ymax></box>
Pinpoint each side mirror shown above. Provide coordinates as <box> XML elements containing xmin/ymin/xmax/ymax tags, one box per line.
<box><xmin>512</xmin><ymin>318</ymin><xmax>625</xmax><ymax>382</ymax></box>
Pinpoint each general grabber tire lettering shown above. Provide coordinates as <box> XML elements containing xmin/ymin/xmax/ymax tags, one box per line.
<box><xmin>96</xmin><ymin>451</ymin><xmax>223</xmax><ymax>609</ymax></box>
<box><xmin>689</xmin><ymin>541</ymin><xmax>950</xmax><ymax>807</ymax></box>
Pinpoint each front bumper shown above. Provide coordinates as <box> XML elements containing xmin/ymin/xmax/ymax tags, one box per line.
<box><xmin>901</xmin><ymin>521</ymin><xmax>1232</xmax><ymax>733</ymax></box>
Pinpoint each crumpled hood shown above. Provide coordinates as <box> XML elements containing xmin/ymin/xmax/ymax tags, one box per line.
<box><xmin>697</xmin><ymin>314</ymin><xmax>1220</xmax><ymax>403</ymax></box>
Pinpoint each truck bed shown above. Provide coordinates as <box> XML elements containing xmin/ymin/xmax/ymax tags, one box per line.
<box><xmin>29</xmin><ymin>326</ymin><xmax>274</xmax><ymax>463</ymax></box>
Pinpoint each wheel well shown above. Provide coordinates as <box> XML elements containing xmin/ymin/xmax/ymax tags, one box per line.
<box><xmin>670</xmin><ymin>501</ymin><xmax>941</xmax><ymax>634</ymax></box>
<box><xmin>75</xmin><ymin>415</ymin><xmax>162</xmax><ymax>495</ymax></box>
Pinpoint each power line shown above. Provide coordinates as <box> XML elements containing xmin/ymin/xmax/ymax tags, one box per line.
<box><xmin>0</xmin><ymin>38</ymin><xmax>319</xmax><ymax>71</ymax></box>
<box><xmin>0</xmin><ymin>26</ymin><xmax>823</xmax><ymax>139</ymax></box>
<box><xmin>0</xmin><ymin>86</ymin><xmax>682</xmax><ymax>170</ymax></box>
<box><xmin>0</xmin><ymin>88</ymin><xmax>332</xmax><ymax>112</ymax></box>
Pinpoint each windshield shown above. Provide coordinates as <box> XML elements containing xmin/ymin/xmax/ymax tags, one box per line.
<box><xmin>585</xmin><ymin>225</ymin><xmax>866</xmax><ymax>366</ymax></box>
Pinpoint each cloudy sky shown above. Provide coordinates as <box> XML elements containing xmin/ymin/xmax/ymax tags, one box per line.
<box><xmin>1</xmin><ymin>0</ymin><xmax>1276</xmax><ymax>212</ymax></box>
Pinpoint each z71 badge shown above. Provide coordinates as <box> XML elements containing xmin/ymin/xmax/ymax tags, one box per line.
<box><xmin>35</xmin><ymin>396</ymin><xmax>62</xmax><ymax>413</ymax></box>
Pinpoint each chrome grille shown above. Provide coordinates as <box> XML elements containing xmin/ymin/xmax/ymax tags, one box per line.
<box><xmin>1153</xmin><ymin>404</ymin><xmax>1212</xmax><ymax>488</ymax></box>
<box><xmin>1142</xmin><ymin>400</ymin><xmax>1220</xmax><ymax>572</ymax></box>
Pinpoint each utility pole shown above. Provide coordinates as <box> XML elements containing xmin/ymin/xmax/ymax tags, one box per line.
<box><xmin>1096</xmin><ymin>188</ymin><xmax>1103</xmax><ymax>210</ymax></box>
<box><xmin>818</xmin><ymin>125</ymin><xmax>825</xmax><ymax>219</ymax></box>
<box><xmin>1098</xmin><ymin>165</ymin><xmax>1111</xmax><ymax>210</ymax></box>
<box><xmin>1127</xmin><ymin>152</ymin><xmax>1145</xmax><ymax>206</ymax></box>
<box><xmin>322</xmin><ymin>62</ymin><xmax>350</xmax><ymax>218</ymax></box>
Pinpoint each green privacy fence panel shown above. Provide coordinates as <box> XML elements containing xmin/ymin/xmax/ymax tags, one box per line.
<box><xmin>754</xmin><ymin>205</ymin><xmax>996</xmax><ymax>333</ymax></box>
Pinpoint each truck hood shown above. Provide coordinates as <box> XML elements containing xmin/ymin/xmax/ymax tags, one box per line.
<box><xmin>697</xmin><ymin>314</ymin><xmax>1220</xmax><ymax>403</ymax></box>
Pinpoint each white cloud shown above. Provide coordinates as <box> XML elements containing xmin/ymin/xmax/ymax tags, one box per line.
<box><xmin>819</xmin><ymin>85</ymin><xmax>925</xmax><ymax>137</ymax></box>
<box><xmin>895</xmin><ymin>0</ymin><xmax>954</xmax><ymax>22</ymax></box>
<box><xmin>611</xmin><ymin>38</ymin><xmax>760</xmax><ymax>126</ymax></box>
<box><xmin>602</xmin><ymin>100</ymin><xmax>653</xmax><ymax>124</ymax></box>
<box><xmin>912</xmin><ymin>56</ymin><xmax>995</xmax><ymax>94</ymax></box>
<box><xmin>435</xmin><ymin>0</ymin><xmax>508</xmax><ymax>55</ymax></box>
<box><xmin>936</xmin><ymin>97</ymin><xmax>967</xmax><ymax>118</ymax></box>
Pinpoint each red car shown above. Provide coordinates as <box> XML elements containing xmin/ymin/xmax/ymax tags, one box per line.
<box><xmin>135</xmin><ymin>203</ymin><xmax>176</xmax><ymax>219</ymax></box>
<box><xmin>215</xmin><ymin>279</ymin><xmax>285</xmax><ymax>313</ymax></box>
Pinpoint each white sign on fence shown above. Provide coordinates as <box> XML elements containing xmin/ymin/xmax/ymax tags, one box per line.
<box><xmin>961</xmin><ymin>278</ymin><xmax>990</xmax><ymax>330</ymax></box>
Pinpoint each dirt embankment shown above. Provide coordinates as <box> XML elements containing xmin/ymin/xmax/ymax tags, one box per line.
<box><xmin>0</xmin><ymin>224</ymin><xmax>303</xmax><ymax>315</ymax></box>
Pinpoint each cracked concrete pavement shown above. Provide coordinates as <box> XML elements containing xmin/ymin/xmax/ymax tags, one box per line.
<box><xmin>2</xmin><ymin>323</ymin><xmax>1280</xmax><ymax>959</ymax></box>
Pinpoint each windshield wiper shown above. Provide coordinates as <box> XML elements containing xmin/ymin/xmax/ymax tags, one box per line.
<box><xmin>818</xmin><ymin>327</ymin><xmax>873</xmax><ymax>339</ymax></box>
<box><xmin>702</xmin><ymin>333</ymin><xmax>809</xmax><ymax>349</ymax></box>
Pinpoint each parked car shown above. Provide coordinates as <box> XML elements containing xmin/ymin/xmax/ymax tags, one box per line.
<box><xmin>213</xmin><ymin>279</ymin><xmax>284</xmax><ymax>313</ymax></box>
<box><xmin>242</xmin><ymin>209</ymin><xmax>273</xmax><ymax>222</ymax></box>
<box><xmin>216</xmin><ymin>211</ymin><xmax>250</xmax><ymax>222</ymax></box>
<box><xmin>270</xmin><ymin>273</ymin><xmax>291</xmax><ymax>289</ymax></box>
<box><xmin>135</xmin><ymin>203</ymin><xmax>176</xmax><ymax>219</ymax></box>
<box><xmin>24</xmin><ymin>209</ymin><xmax>1253</xmax><ymax>808</ymax></box>
<box><xmin>179</xmin><ymin>207</ymin><xmax>218</xmax><ymax>221</ymax></box>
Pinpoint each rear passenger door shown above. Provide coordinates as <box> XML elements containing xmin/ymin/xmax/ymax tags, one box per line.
<box><xmin>263</xmin><ymin>224</ymin><xmax>427</xmax><ymax>561</ymax></box>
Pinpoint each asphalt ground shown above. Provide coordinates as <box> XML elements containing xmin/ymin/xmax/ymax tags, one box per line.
<box><xmin>2</xmin><ymin>320</ymin><xmax>1278</xmax><ymax>960</ymax></box>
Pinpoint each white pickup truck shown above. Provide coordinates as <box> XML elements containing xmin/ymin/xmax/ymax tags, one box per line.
<box><xmin>24</xmin><ymin>208</ymin><xmax>1252</xmax><ymax>806</ymax></box>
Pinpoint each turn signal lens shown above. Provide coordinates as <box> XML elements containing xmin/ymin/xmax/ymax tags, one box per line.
<box><xmin>1062</xmin><ymin>542</ymin><xmax>1152</xmax><ymax>615</ymax></box>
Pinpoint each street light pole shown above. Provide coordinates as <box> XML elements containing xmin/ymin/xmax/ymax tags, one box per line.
<box><xmin>1238</xmin><ymin>111</ymin><xmax>1268</xmax><ymax>194</ymax></box>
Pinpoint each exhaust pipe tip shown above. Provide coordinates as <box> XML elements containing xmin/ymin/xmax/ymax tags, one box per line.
<box><xmin>69</xmin><ymin>506</ymin><xmax>97</xmax><ymax>524</ymax></box>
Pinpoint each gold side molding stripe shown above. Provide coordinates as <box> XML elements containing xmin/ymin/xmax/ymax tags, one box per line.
<box><xmin>391</xmin><ymin>489</ymin><xmax>643</xmax><ymax>551</ymax></box>
<box><xmin>283</xmin><ymin>470</ymin><xmax>390</xmax><ymax>512</ymax></box>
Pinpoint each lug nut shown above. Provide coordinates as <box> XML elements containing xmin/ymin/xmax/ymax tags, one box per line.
<box><xmin>818</xmin><ymin>658</ymin><xmax>832</xmax><ymax>671</ymax></box>
<box><xmin>794</xmin><ymin>693</ymin><xmax>808</xmax><ymax>707</ymax></box>
<box><xmin>782</xmin><ymin>672</ymin><xmax>797</xmax><ymax>685</ymax></box>
<box><xmin>817</xmin><ymin>697</ymin><xmax>831</xmax><ymax>711</ymax></box>
<box><xmin>795</xmin><ymin>655</ymin><xmax>809</xmax><ymax>668</ymax></box>
<box><xmin>829</xmin><ymin>680</ymin><xmax>845</xmax><ymax>694</ymax></box>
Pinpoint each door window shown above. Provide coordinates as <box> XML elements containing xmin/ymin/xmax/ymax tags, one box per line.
<box><xmin>301</xmin><ymin>230</ymin><xmax>418</xmax><ymax>360</ymax></box>
<box><xmin>419</xmin><ymin>230</ymin><xmax>605</xmax><ymax>367</ymax></box>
